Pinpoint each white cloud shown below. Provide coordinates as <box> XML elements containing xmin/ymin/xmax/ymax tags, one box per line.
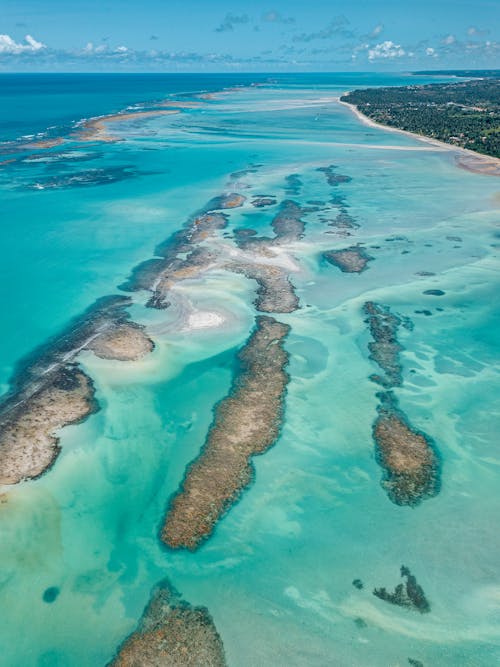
<box><xmin>368</xmin><ymin>40</ymin><xmax>405</xmax><ymax>61</ymax></box>
<box><xmin>426</xmin><ymin>47</ymin><xmax>437</xmax><ymax>56</ymax></box>
<box><xmin>443</xmin><ymin>34</ymin><xmax>455</xmax><ymax>45</ymax></box>
<box><xmin>0</xmin><ymin>34</ymin><xmax>45</xmax><ymax>54</ymax></box>
<box><xmin>467</xmin><ymin>26</ymin><xmax>489</xmax><ymax>37</ymax></box>
<box><xmin>370</xmin><ymin>24</ymin><xmax>384</xmax><ymax>38</ymax></box>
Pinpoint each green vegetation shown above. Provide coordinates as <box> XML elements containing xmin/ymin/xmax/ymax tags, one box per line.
<box><xmin>341</xmin><ymin>78</ymin><xmax>500</xmax><ymax>158</ymax></box>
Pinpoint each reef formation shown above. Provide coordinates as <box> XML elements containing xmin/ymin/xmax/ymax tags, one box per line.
<box><xmin>324</xmin><ymin>245</ymin><xmax>373</xmax><ymax>273</ymax></box>
<box><xmin>373</xmin><ymin>566</ymin><xmax>430</xmax><ymax>613</ymax></box>
<box><xmin>363</xmin><ymin>302</ymin><xmax>439</xmax><ymax>505</ymax></box>
<box><xmin>162</xmin><ymin>315</ymin><xmax>290</xmax><ymax>550</ymax></box>
<box><xmin>0</xmin><ymin>296</ymin><xmax>154</xmax><ymax>485</ymax></box>
<box><xmin>109</xmin><ymin>581</ymin><xmax>226</xmax><ymax>667</ymax></box>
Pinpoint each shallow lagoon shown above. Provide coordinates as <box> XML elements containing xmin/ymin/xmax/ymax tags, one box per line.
<box><xmin>0</xmin><ymin>74</ymin><xmax>499</xmax><ymax>666</ymax></box>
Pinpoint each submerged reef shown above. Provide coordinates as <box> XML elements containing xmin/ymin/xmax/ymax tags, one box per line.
<box><xmin>251</xmin><ymin>195</ymin><xmax>277</xmax><ymax>208</ymax></box>
<box><xmin>324</xmin><ymin>245</ymin><xmax>373</xmax><ymax>273</ymax></box>
<box><xmin>162</xmin><ymin>315</ymin><xmax>290</xmax><ymax>550</ymax></box>
<box><xmin>109</xmin><ymin>580</ymin><xmax>226</xmax><ymax>667</ymax></box>
<box><xmin>363</xmin><ymin>302</ymin><xmax>439</xmax><ymax>505</ymax></box>
<box><xmin>284</xmin><ymin>173</ymin><xmax>303</xmax><ymax>196</ymax></box>
<box><xmin>363</xmin><ymin>302</ymin><xmax>404</xmax><ymax>387</ymax></box>
<box><xmin>25</xmin><ymin>166</ymin><xmax>138</xmax><ymax>190</ymax></box>
<box><xmin>317</xmin><ymin>165</ymin><xmax>352</xmax><ymax>187</ymax></box>
<box><xmin>0</xmin><ymin>296</ymin><xmax>154</xmax><ymax>485</ymax></box>
<box><xmin>373</xmin><ymin>566</ymin><xmax>430</xmax><ymax>613</ymax></box>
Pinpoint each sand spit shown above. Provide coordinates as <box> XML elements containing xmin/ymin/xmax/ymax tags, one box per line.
<box><xmin>109</xmin><ymin>580</ymin><xmax>226</xmax><ymax>667</ymax></box>
<box><xmin>76</xmin><ymin>109</ymin><xmax>180</xmax><ymax>143</ymax></box>
<box><xmin>162</xmin><ymin>316</ymin><xmax>290</xmax><ymax>550</ymax></box>
<box><xmin>0</xmin><ymin>365</ymin><xmax>97</xmax><ymax>485</ymax></box>
<box><xmin>363</xmin><ymin>302</ymin><xmax>439</xmax><ymax>505</ymax></box>
<box><xmin>0</xmin><ymin>296</ymin><xmax>154</xmax><ymax>485</ymax></box>
<box><xmin>324</xmin><ymin>245</ymin><xmax>373</xmax><ymax>273</ymax></box>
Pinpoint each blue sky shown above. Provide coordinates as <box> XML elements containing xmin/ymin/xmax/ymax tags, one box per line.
<box><xmin>1</xmin><ymin>0</ymin><xmax>498</xmax><ymax>71</ymax></box>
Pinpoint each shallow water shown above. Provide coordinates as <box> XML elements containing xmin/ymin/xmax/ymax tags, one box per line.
<box><xmin>0</xmin><ymin>73</ymin><xmax>499</xmax><ymax>666</ymax></box>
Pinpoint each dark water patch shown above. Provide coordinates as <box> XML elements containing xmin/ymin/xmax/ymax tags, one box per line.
<box><xmin>284</xmin><ymin>173</ymin><xmax>302</xmax><ymax>196</ymax></box>
<box><xmin>423</xmin><ymin>289</ymin><xmax>445</xmax><ymax>296</ymax></box>
<box><xmin>23</xmin><ymin>166</ymin><xmax>138</xmax><ymax>190</ymax></box>
<box><xmin>354</xmin><ymin>618</ymin><xmax>367</xmax><ymax>629</ymax></box>
<box><xmin>415</xmin><ymin>310</ymin><xmax>432</xmax><ymax>316</ymax></box>
<box><xmin>352</xmin><ymin>579</ymin><xmax>364</xmax><ymax>590</ymax></box>
<box><xmin>408</xmin><ymin>659</ymin><xmax>425</xmax><ymax>667</ymax></box>
<box><xmin>415</xmin><ymin>271</ymin><xmax>435</xmax><ymax>276</ymax></box>
<box><xmin>446</xmin><ymin>235</ymin><xmax>462</xmax><ymax>242</ymax></box>
<box><xmin>373</xmin><ymin>566</ymin><xmax>430</xmax><ymax>613</ymax></box>
<box><xmin>42</xmin><ymin>586</ymin><xmax>60</xmax><ymax>603</ymax></box>
<box><xmin>317</xmin><ymin>165</ymin><xmax>352</xmax><ymax>187</ymax></box>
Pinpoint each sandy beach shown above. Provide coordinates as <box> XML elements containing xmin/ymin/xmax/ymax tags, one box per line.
<box><xmin>338</xmin><ymin>97</ymin><xmax>500</xmax><ymax>177</ymax></box>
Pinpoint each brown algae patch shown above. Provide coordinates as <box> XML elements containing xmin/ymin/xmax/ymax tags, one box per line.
<box><xmin>324</xmin><ymin>245</ymin><xmax>373</xmax><ymax>273</ymax></box>
<box><xmin>162</xmin><ymin>315</ymin><xmax>291</xmax><ymax>550</ymax></box>
<box><xmin>109</xmin><ymin>580</ymin><xmax>226</xmax><ymax>667</ymax></box>
<box><xmin>0</xmin><ymin>365</ymin><xmax>97</xmax><ymax>485</ymax></box>
<box><xmin>363</xmin><ymin>302</ymin><xmax>439</xmax><ymax>505</ymax></box>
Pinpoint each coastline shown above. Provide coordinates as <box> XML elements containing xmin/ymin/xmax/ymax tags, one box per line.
<box><xmin>337</xmin><ymin>96</ymin><xmax>500</xmax><ymax>177</ymax></box>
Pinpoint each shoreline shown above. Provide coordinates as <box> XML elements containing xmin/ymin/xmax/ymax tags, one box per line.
<box><xmin>337</xmin><ymin>97</ymin><xmax>500</xmax><ymax>177</ymax></box>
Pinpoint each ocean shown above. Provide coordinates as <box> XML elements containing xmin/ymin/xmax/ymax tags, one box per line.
<box><xmin>0</xmin><ymin>72</ymin><xmax>499</xmax><ymax>666</ymax></box>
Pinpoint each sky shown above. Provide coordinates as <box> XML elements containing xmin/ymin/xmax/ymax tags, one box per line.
<box><xmin>0</xmin><ymin>0</ymin><xmax>499</xmax><ymax>72</ymax></box>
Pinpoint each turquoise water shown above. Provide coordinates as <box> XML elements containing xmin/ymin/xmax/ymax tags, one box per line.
<box><xmin>0</xmin><ymin>74</ymin><xmax>499</xmax><ymax>666</ymax></box>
